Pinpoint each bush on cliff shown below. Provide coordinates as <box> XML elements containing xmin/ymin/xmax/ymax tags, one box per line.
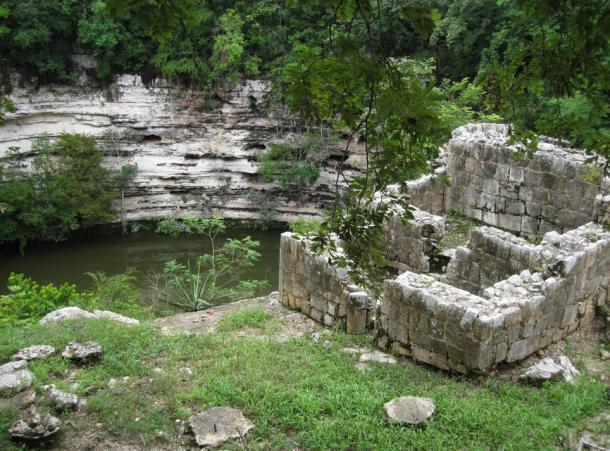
<box><xmin>0</xmin><ymin>134</ymin><xmax>119</xmax><ymax>250</ymax></box>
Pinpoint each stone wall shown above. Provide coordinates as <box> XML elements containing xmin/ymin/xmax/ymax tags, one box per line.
<box><xmin>445</xmin><ymin>226</ymin><xmax>541</xmax><ymax>294</ymax></box>
<box><xmin>1</xmin><ymin>75</ymin><xmax>362</xmax><ymax>223</ymax></box>
<box><xmin>278</xmin><ymin>233</ymin><xmax>373</xmax><ymax>334</ymax></box>
<box><xmin>377</xmin><ymin>223</ymin><xmax>610</xmax><ymax>372</ymax></box>
<box><xmin>384</xmin><ymin>207</ymin><xmax>445</xmax><ymax>273</ymax></box>
<box><xmin>445</xmin><ymin>124</ymin><xmax>604</xmax><ymax>237</ymax></box>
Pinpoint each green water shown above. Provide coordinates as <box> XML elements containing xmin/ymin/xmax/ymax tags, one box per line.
<box><xmin>0</xmin><ymin>230</ymin><xmax>282</xmax><ymax>300</ymax></box>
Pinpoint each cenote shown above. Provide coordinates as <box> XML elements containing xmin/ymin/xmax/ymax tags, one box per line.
<box><xmin>0</xmin><ymin>228</ymin><xmax>283</xmax><ymax>308</ymax></box>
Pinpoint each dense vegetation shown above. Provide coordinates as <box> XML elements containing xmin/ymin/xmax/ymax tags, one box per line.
<box><xmin>0</xmin><ymin>134</ymin><xmax>120</xmax><ymax>250</ymax></box>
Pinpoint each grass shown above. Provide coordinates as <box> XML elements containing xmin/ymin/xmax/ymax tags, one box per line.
<box><xmin>0</xmin><ymin>319</ymin><xmax>608</xmax><ymax>450</ymax></box>
<box><xmin>437</xmin><ymin>210</ymin><xmax>481</xmax><ymax>251</ymax></box>
<box><xmin>217</xmin><ymin>307</ymin><xmax>274</xmax><ymax>332</ymax></box>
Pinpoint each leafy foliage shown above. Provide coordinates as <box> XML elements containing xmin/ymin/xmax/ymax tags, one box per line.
<box><xmin>151</xmin><ymin>217</ymin><xmax>268</xmax><ymax>310</ymax></box>
<box><xmin>86</xmin><ymin>268</ymin><xmax>149</xmax><ymax>318</ymax></box>
<box><xmin>0</xmin><ymin>134</ymin><xmax>119</xmax><ymax>249</ymax></box>
<box><xmin>0</xmin><ymin>273</ymin><xmax>94</xmax><ymax>327</ymax></box>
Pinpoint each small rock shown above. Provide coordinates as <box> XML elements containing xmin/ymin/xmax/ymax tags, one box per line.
<box><xmin>0</xmin><ymin>360</ymin><xmax>35</xmax><ymax>395</ymax></box>
<box><xmin>359</xmin><ymin>351</ymin><xmax>398</xmax><ymax>365</ymax></box>
<box><xmin>188</xmin><ymin>407</ymin><xmax>254</xmax><ymax>448</ymax></box>
<box><xmin>600</xmin><ymin>350</ymin><xmax>610</xmax><ymax>361</ymax></box>
<box><xmin>384</xmin><ymin>396</ymin><xmax>435</xmax><ymax>425</ymax></box>
<box><xmin>61</xmin><ymin>341</ymin><xmax>101</xmax><ymax>362</ymax></box>
<box><xmin>93</xmin><ymin>310</ymin><xmax>140</xmax><ymax>326</ymax></box>
<box><xmin>341</xmin><ymin>347</ymin><xmax>366</xmax><ymax>356</ymax></box>
<box><xmin>9</xmin><ymin>406</ymin><xmax>61</xmax><ymax>442</ymax></box>
<box><xmin>322</xmin><ymin>340</ymin><xmax>332</xmax><ymax>349</ymax></box>
<box><xmin>44</xmin><ymin>385</ymin><xmax>79</xmax><ymax>411</ymax></box>
<box><xmin>153</xmin><ymin>367</ymin><xmax>164</xmax><ymax>374</ymax></box>
<box><xmin>311</xmin><ymin>332</ymin><xmax>322</xmax><ymax>342</ymax></box>
<box><xmin>39</xmin><ymin>307</ymin><xmax>96</xmax><ymax>324</ymax></box>
<box><xmin>557</xmin><ymin>356</ymin><xmax>580</xmax><ymax>383</ymax></box>
<box><xmin>519</xmin><ymin>356</ymin><xmax>579</xmax><ymax>384</ymax></box>
<box><xmin>13</xmin><ymin>345</ymin><xmax>56</xmax><ymax>362</ymax></box>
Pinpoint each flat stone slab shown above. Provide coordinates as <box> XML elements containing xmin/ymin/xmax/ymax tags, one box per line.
<box><xmin>9</xmin><ymin>407</ymin><xmax>61</xmax><ymax>442</ymax></box>
<box><xmin>359</xmin><ymin>351</ymin><xmax>398</xmax><ymax>365</ymax></box>
<box><xmin>13</xmin><ymin>345</ymin><xmax>56</xmax><ymax>361</ymax></box>
<box><xmin>519</xmin><ymin>356</ymin><xmax>580</xmax><ymax>384</ymax></box>
<box><xmin>0</xmin><ymin>361</ymin><xmax>35</xmax><ymax>395</ymax></box>
<box><xmin>384</xmin><ymin>396</ymin><xmax>436</xmax><ymax>425</ymax></box>
<box><xmin>188</xmin><ymin>406</ymin><xmax>254</xmax><ymax>448</ymax></box>
<box><xmin>61</xmin><ymin>341</ymin><xmax>101</xmax><ymax>362</ymax></box>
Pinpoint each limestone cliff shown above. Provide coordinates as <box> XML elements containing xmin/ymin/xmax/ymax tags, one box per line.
<box><xmin>0</xmin><ymin>75</ymin><xmax>362</xmax><ymax>222</ymax></box>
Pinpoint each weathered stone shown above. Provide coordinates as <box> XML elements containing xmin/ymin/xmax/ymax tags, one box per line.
<box><xmin>383</xmin><ymin>396</ymin><xmax>435</xmax><ymax>425</ymax></box>
<box><xmin>44</xmin><ymin>385</ymin><xmax>79</xmax><ymax>411</ymax></box>
<box><xmin>0</xmin><ymin>390</ymin><xmax>35</xmax><ymax>410</ymax></box>
<box><xmin>93</xmin><ymin>310</ymin><xmax>140</xmax><ymax>326</ymax></box>
<box><xmin>0</xmin><ymin>361</ymin><xmax>35</xmax><ymax>395</ymax></box>
<box><xmin>61</xmin><ymin>341</ymin><xmax>101</xmax><ymax>362</ymax></box>
<box><xmin>359</xmin><ymin>351</ymin><xmax>397</xmax><ymax>365</ymax></box>
<box><xmin>39</xmin><ymin>307</ymin><xmax>96</xmax><ymax>324</ymax></box>
<box><xmin>557</xmin><ymin>356</ymin><xmax>580</xmax><ymax>383</ymax></box>
<box><xmin>13</xmin><ymin>345</ymin><xmax>56</xmax><ymax>362</ymax></box>
<box><xmin>519</xmin><ymin>356</ymin><xmax>579</xmax><ymax>384</ymax></box>
<box><xmin>9</xmin><ymin>406</ymin><xmax>61</xmax><ymax>442</ymax></box>
<box><xmin>188</xmin><ymin>407</ymin><xmax>254</xmax><ymax>448</ymax></box>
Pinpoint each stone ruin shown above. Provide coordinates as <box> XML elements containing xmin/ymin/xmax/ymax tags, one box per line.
<box><xmin>279</xmin><ymin>123</ymin><xmax>610</xmax><ymax>373</ymax></box>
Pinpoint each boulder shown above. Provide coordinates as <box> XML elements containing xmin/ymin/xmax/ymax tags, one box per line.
<box><xmin>61</xmin><ymin>341</ymin><xmax>101</xmax><ymax>362</ymax></box>
<box><xmin>0</xmin><ymin>361</ymin><xmax>35</xmax><ymax>395</ymax></box>
<box><xmin>188</xmin><ymin>407</ymin><xmax>254</xmax><ymax>448</ymax></box>
<box><xmin>93</xmin><ymin>310</ymin><xmax>140</xmax><ymax>326</ymax></box>
<box><xmin>13</xmin><ymin>345</ymin><xmax>56</xmax><ymax>362</ymax></box>
<box><xmin>9</xmin><ymin>406</ymin><xmax>61</xmax><ymax>442</ymax></box>
<box><xmin>519</xmin><ymin>356</ymin><xmax>580</xmax><ymax>384</ymax></box>
<box><xmin>39</xmin><ymin>307</ymin><xmax>140</xmax><ymax>326</ymax></box>
<box><xmin>39</xmin><ymin>307</ymin><xmax>96</xmax><ymax>324</ymax></box>
<box><xmin>44</xmin><ymin>385</ymin><xmax>79</xmax><ymax>410</ymax></box>
<box><xmin>383</xmin><ymin>396</ymin><xmax>436</xmax><ymax>425</ymax></box>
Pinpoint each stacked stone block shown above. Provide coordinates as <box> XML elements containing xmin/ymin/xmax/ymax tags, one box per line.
<box><xmin>445</xmin><ymin>124</ymin><xmax>604</xmax><ymax>237</ymax></box>
<box><xmin>384</xmin><ymin>207</ymin><xmax>445</xmax><ymax>273</ymax></box>
<box><xmin>445</xmin><ymin>226</ymin><xmax>541</xmax><ymax>294</ymax></box>
<box><xmin>377</xmin><ymin>222</ymin><xmax>610</xmax><ymax>372</ymax></box>
<box><xmin>278</xmin><ymin>233</ymin><xmax>373</xmax><ymax>334</ymax></box>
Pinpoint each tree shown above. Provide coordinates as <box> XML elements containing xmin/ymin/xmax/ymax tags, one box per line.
<box><xmin>0</xmin><ymin>134</ymin><xmax>119</xmax><ymax>249</ymax></box>
<box><xmin>210</xmin><ymin>9</ymin><xmax>246</xmax><ymax>84</ymax></box>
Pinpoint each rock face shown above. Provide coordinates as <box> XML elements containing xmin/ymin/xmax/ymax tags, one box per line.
<box><xmin>61</xmin><ymin>341</ymin><xmax>102</xmax><ymax>362</ymax></box>
<box><xmin>0</xmin><ymin>360</ymin><xmax>35</xmax><ymax>395</ymax></box>
<box><xmin>9</xmin><ymin>406</ymin><xmax>61</xmax><ymax>442</ymax></box>
<box><xmin>383</xmin><ymin>396</ymin><xmax>435</xmax><ymax>425</ymax></box>
<box><xmin>188</xmin><ymin>407</ymin><xmax>254</xmax><ymax>448</ymax></box>
<box><xmin>13</xmin><ymin>345</ymin><xmax>56</xmax><ymax>361</ymax></box>
<box><xmin>2</xmin><ymin>75</ymin><xmax>361</xmax><ymax>223</ymax></box>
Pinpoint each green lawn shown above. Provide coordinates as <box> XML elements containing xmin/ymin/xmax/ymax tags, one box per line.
<box><xmin>0</xmin><ymin>317</ymin><xmax>607</xmax><ymax>450</ymax></box>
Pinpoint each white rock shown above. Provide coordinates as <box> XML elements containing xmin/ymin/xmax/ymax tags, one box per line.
<box><xmin>557</xmin><ymin>356</ymin><xmax>580</xmax><ymax>383</ymax></box>
<box><xmin>384</xmin><ymin>396</ymin><xmax>436</xmax><ymax>425</ymax></box>
<box><xmin>519</xmin><ymin>356</ymin><xmax>580</xmax><ymax>384</ymax></box>
<box><xmin>0</xmin><ymin>361</ymin><xmax>35</xmax><ymax>395</ymax></box>
<box><xmin>93</xmin><ymin>310</ymin><xmax>140</xmax><ymax>326</ymax></box>
<box><xmin>9</xmin><ymin>406</ymin><xmax>61</xmax><ymax>441</ymax></box>
<box><xmin>13</xmin><ymin>345</ymin><xmax>56</xmax><ymax>361</ymax></box>
<box><xmin>359</xmin><ymin>351</ymin><xmax>398</xmax><ymax>365</ymax></box>
<box><xmin>188</xmin><ymin>407</ymin><xmax>254</xmax><ymax>448</ymax></box>
<box><xmin>61</xmin><ymin>341</ymin><xmax>102</xmax><ymax>362</ymax></box>
<box><xmin>44</xmin><ymin>385</ymin><xmax>79</xmax><ymax>410</ymax></box>
<box><xmin>39</xmin><ymin>307</ymin><xmax>96</xmax><ymax>324</ymax></box>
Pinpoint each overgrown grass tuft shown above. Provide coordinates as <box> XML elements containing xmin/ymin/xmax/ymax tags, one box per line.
<box><xmin>217</xmin><ymin>307</ymin><xmax>274</xmax><ymax>331</ymax></box>
<box><xmin>0</xmin><ymin>319</ymin><xmax>607</xmax><ymax>449</ymax></box>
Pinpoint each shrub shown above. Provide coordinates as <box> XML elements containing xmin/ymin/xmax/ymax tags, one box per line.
<box><xmin>289</xmin><ymin>218</ymin><xmax>322</xmax><ymax>236</ymax></box>
<box><xmin>0</xmin><ymin>273</ymin><xmax>96</xmax><ymax>327</ymax></box>
<box><xmin>86</xmin><ymin>269</ymin><xmax>149</xmax><ymax>319</ymax></box>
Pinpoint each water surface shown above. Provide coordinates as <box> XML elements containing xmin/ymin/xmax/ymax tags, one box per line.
<box><xmin>0</xmin><ymin>230</ymin><xmax>282</xmax><ymax>301</ymax></box>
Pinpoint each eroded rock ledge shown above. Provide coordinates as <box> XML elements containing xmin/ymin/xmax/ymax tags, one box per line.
<box><xmin>1</xmin><ymin>75</ymin><xmax>362</xmax><ymax>222</ymax></box>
